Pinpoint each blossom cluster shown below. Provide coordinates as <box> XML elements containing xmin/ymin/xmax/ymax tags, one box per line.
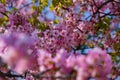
<box><xmin>0</xmin><ymin>0</ymin><xmax>120</xmax><ymax>80</ymax></box>
<box><xmin>0</xmin><ymin>33</ymin><xmax>112</xmax><ymax>79</ymax></box>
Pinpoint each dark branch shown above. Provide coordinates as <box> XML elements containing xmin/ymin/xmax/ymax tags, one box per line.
<box><xmin>0</xmin><ymin>71</ymin><xmax>23</xmax><ymax>78</ymax></box>
<box><xmin>0</xmin><ymin>11</ymin><xmax>8</xmax><ymax>17</ymax></box>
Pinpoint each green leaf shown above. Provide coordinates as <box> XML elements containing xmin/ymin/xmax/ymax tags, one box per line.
<box><xmin>32</xmin><ymin>0</ymin><xmax>48</xmax><ymax>13</ymax></box>
<box><xmin>113</xmin><ymin>43</ymin><xmax>119</xmax><ymax>51</ymax></box>
<box><xmin>94</xmin><ymin>17</ymin><xmax>111</xmax><ymax>32</ymax></box>
<box><xmin>0</xmin><ymin>0</ymin><xmax>6</xmax><ymax>4</ymax></box>
<box><xmin>52</xmin><ymin>0</ymin><xmax>72</xmax><ymax>8</ymax></box>
<box><xmin>37</xmin><ymin>23</ymin><xmax>48</xmax><ymax>31</ymax></box>
<box><xmin>54</xmin><ymin>19</ymin><xmax>59</xmax><ymax>24</ymax></box>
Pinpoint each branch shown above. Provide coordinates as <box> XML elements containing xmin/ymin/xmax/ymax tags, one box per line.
<box><xmin>95</xmin><ymin>0</ymin><xmax>114</xmax><ymax>13</ymax></box>
<box><xmin>0</xmin><ymin>11</ymin><xmax>8</xmax><ymax>18</ymax></box>
<box><xmin>14</xmin><ymin>2</ymin><xmax>33</xmax><ymax>14</ymax></box>
<box><xmin>32</xmin><ymin>69</ymin><xmax>51</xmax><ymax>78</ymax></box>
<box><xmin>33</xmin><ymin>75</ymin><xmax>76</xmax><ymax>79</ymax></box>
<box><xmin>18</xmin><ymin>2</ymin><xmax>33</xmax><ymax>11</ymax></box>
<box><xmin>113</xmin><ymin>0</ymin><xmax>120</xmax><ymax>4</ymax></box>
<box><xmin>92</xmin><ymin>0</ymin><xmax>98</xmax><ymax>8</ymax></box>
<box><xmin>99</xmin><ymin>11</ymin><xmax>120</xmax><ymax>18</ymax></box>
<box><xmin>0</xmin><ymin>71</ymin><xmax>23</xmax><ymax>78</ymax></box>
<box><xmin>89</xmin><ymin>0</ymin><xmax>114</xmax><ymax>21</ymax></box>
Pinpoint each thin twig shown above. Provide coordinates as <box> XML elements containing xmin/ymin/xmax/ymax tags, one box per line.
<box><xmin>14</xmin><ymin>2</ymin><xmax>33</xmax><ymax>14</ymax></box>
